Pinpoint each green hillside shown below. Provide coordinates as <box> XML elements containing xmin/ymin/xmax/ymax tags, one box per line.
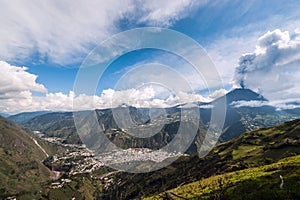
<box><xmin>11</xmin><ymin>117</ymin><xmax>299</xmax><ymax>199</ymax></box>
<box><xmin>0</xmin><ymin>116</ymin><xmax>59</xmax><ymax>199</ymax></box>
<box><xmin>3</xmin><ymin>113</ymin><xmax>299</xmax><ymax>199</ymax></box>
<box><xmin>145</xmin><ymin>155</ymin><xmax>300</xmax><ymax>199</ymax></box>
<box><xmin>103</xmin><ymin>118</ymin><xmax>300</xmax><ymax>199</ymax></box>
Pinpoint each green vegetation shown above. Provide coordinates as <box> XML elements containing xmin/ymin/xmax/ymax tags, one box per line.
<box><xmin>24</xmin><ymin>112</ymin><xmax>82</xmax><ymax>144</ymax></box>
<box><xmin>0</xmin><ymin>116</ymin><xmax>52</xmax><ymax>198</ymax></box>
<box><xmin>1</xmin><ymin>111</ymin><xmax>299</xmax><ymax>199</ymax></box>
<box><xmin>145</xmin><ymin>155</ymin><xmax>300</xmax><ymax>199</ymax></box>
<box><xmin>40</xmin><ymin>174</ymin><xmax>103</xmax><ymax>200</ymax></box>
<box><xmin>105</xmin><ymin>118</ymin><xmax>300</xmax><ymax>199</ymax></box>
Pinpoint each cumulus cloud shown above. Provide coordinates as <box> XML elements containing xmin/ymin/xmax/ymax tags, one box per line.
<box><xmin>0</xmin><ymin>0</ymin><xmax>202</xmax><ymax>65</ymax></box>
<box><xmin>233</xmin><ymin>29</ymin><xmax>300</xmax><ymax>105</ymax></box>
<box><xmin>0</xmin><ymin>60</ymin><xmax>227</xmax><ymax>114</ymax></box>
<box><xmin>93</xmin><ymin>87</ymin><xmax>210</xmax><ymax>109</ymax></box>
<box><xmin>230</xmin><ymin>100</ymin><xmax>269</xmax><ymax>108</ymax></box>
<box><xmin>230</xmin><ymin>99</ymin><xmax>300</xmax><ymax>110</ymax></box>
<box><xmin>0</xmin><ymin>86</ymin><xmax>216</xmax><ymax>114</ymax></box>
<box><xmin>208</xmin><ymin>89</ymin><xmax>227</xmax><ymax>99</ymax></box>
<box><xmin>0</xmin><ymin>61</ymin><xmax>47</xmax><ymax>99</ymax></box>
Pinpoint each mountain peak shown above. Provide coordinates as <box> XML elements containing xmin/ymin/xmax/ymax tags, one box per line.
<box><xmin>225</xmin><ymin>88</ymin><xmax>267</xmax><ymax>103</ymax></box>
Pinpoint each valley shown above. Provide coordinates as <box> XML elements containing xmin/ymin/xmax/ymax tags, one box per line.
<box><xmin>0</xmin><ymin>89</ymin><xmax>299</xmax><ymax>199</ymax></box>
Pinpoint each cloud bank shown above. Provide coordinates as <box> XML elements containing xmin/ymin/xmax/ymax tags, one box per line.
<box><xmin>230</xmin><ymin>100</ymin><xmax>269</xmax><ymax>108</ymax></box>
<box><xmin>0</xmin><ymin>61</ymin><xmax>226</xmax><ymax>114</ymax></box>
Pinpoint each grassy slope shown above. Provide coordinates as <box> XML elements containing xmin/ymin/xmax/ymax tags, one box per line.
<box><xmin>145</xmin><ymin>155</ymin><xmax>300</xmax><ymax>199</ymax></box>
<box><xmin>40</xmin><ymin>174</ymin><xmax>104</xmax><ymax>200</ymax></box>
<box><xmin>0</xmin><ymin>116</ymin><xmax>57</xmax><ymax>198</ymax></box>
<box><xmin>144</xmin><ymin>119</ymin><xmax>300</xmax><ymax>200</ymax></box>
<box><xmin>105</xmin><ymin>119</ymin><xmax>300</xmax><ymax>199</ymax></box>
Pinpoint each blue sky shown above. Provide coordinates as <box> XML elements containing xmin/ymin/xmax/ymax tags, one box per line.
<box><xmin>1</xmin><ymin>0</ymin><xmax>300</xmax><ymax>113</ymax></box>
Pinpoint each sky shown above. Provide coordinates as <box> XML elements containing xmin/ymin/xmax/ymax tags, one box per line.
<box><xmin>1</xmin><ymin>0</ymin><xmax>300</xmax><ymax>114</ymax></box>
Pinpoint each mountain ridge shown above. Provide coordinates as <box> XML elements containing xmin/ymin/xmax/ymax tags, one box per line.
<box><xmin>19</xmin><ymin>88</ymin><xmax>300</xmax><ymax>152</ymax></box>
<box><xmin>8</xmin><ymin>111</ymin><xmax>51</xmax><ymax>124</ymax></box>
<box><xmin>222</xmin><ymin>88</ymin><xmax>267</xmax><ymax>103</ymax></box>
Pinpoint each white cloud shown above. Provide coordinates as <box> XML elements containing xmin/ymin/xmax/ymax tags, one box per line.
<box><xmin>0</xmin><ymin>61</ymin><xmax>47</xmax><ymax>99</ymax></box>
<box><xmin>233</xmin><ymin>29</ymin><xmax>300</xmax><ymax>105</ymax></box>
<box><xmin>0</xmin><ymin>86</ymin><xmax>214</xmax><ymax>114</ymax></box>
<box><xmin>206</xmin><ymin>10</ymin><xmax>300</xmax><ymax>87</ymax></box>
<box><xmin>0</xmin><ymin>0</ymin><xmax>202</xmax><ymax>66</ymax></box>
<box><xmin>230</xmin><ymin>99</ymin><xmax>300</xmax><ymax>110</ymax></box>
<box><xmin>230</xmin><ymin>100</ymin><xmax>269</xmax><ymax>108</ymax></box>
<box><xmin>208</xmin><ymin>89</ymin><xmax>227</xmax><ymax>99</ymax></box>
<box><xmin>135</xmin><ymin>0</ymin><xmax>202</xmax><ymax>26</ymax></box>
<box><xmin>0</xmin><ymin>61</ymin><xmax>227</xmax><ymax>114</ymax></box>
<box><xmin>75</xmin><ymin>86</ymin><xmax>212</xmax><ymax>110</ymax></box>
<box><xmin>199</xmin><ymin>104</ymin><xmax>214</xmax><ymax>109</ymax></box>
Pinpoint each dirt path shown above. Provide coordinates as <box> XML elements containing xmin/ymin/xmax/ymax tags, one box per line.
<box><xmin>30</xmin><ymin>136</ymin><xmax>49</xmax><ymax>157</ymax></box>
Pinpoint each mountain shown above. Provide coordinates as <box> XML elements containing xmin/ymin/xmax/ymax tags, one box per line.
<box><xmin>8</xmin><ymin>116</ymin><xmax>298</xmax><ymax>199</ymax></box>
<box><xmin>24</xmin><ymin>111</ymin><xmax>81</xmax><ymax>144</ymax></box>
<box><xmin>220</xmin><ymin>88</ymin><xmax>267</xmax><ymax>104</ymax></box>
<box><xmin>14</xmin><ymin>117</ymin><xmax>299</xmax><ymax>199</ymax></box>
<box><xmin>0</xmin><ymin>112</ymin><xmax>10</xmax><ymax>118</ymax></box>
<box><xmin>283</xmin><ymin>107</ymin><xmax>300</xmax><ymax>116</ymax></box>
<box><xmin>211</xmin><ymin>88</ymin><xmax>300</xmax><ymax>141</ymax></box>
<box><xmin>0</xmin><ymin>116</ymin><xmax>54</xmax><ymax>198</ymax></box>
<box><xmin>3</xmin><ymin>88</ymin><xmax>299</xmax><ymax>199</ymax></box>
<box><xmin>8</xmin><ymin>111</ymin><xmax>51</xmax><ymax>124</ymax></box>
<box><xmin>103</xmin><ymin>118</ymin><xmax>300</xmax><ymax>199</ymax></box>
<box><xmin>24</xmin><ymin>108</ymin><xmax>206</xmax><ymax>153</ymax></box>
<box><xmin>21</xmin><ymin>88</ymin><xmax>300</xmax><ymax>152</ymax></box>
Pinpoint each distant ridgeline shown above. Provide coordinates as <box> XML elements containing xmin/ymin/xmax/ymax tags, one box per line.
<box><xmin>8</xmin><ymin>88</ymin><xmax>300</xmax><ymax>154</ymax></box>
